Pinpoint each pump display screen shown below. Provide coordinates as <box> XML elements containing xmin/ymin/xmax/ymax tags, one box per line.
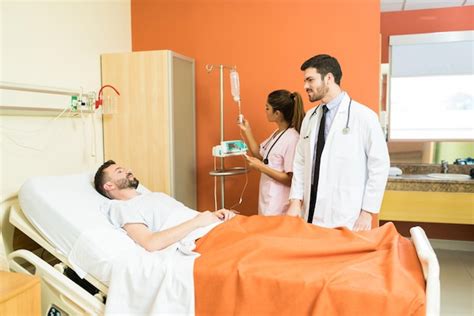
<box><xmin>224</xmin><ymin>141</ymin><xmax>246</xmax><ymax>153</ymax></box>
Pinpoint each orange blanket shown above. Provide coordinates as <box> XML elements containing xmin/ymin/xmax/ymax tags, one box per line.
<box><xmin>194</xmin><ymin>216</ymin><xmax>425</xmax><ymax>316</ymax></box>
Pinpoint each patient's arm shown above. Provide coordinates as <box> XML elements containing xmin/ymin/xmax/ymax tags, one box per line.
<box><xmin>123</xmin><ymin>211</ymin><xmax>220</xmax><ymax>252</ymax></box>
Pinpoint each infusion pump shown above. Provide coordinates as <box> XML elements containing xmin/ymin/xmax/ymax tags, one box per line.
<box><xmin>212</xmin><ymin>140</ymin><xmax>248</xmax><ymax>157</ymax></box>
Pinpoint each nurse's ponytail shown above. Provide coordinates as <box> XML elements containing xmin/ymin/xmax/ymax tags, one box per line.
<box><xmin>267</xmin><ymin>90</ymin><xmax>306</xmax><ymax>133</ymax></box>
<box><xmin>289</xmin><ymin>92</ymin><xmax>305</xmax><ymax>133</ymax></box>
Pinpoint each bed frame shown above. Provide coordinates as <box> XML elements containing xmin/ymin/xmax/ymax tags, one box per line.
<box><xmin>1</xmin><ymin>197</ymin><xmax>440</xmax><ymax>316</ymax></box>
<box><xmin>2</xmin><ymin>199</ymin><xmax>105</xmax><ymax>315</ymax></box>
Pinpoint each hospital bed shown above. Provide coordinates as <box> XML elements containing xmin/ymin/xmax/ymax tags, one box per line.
<box><xmin>1</xmin><ymin>172</ymin><xmax>440</xmax><ymax>315</ymax></box>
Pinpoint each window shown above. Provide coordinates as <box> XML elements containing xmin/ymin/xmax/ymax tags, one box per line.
<box><xmin>388</xmin><ymin>31</ymin><xmax>474</xmax><ymax>141</ymax></box>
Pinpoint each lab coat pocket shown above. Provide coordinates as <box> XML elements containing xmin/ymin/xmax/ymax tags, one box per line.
<box><xmin>331</xmin><ymin>185</ymin><xmax>361</xmax><ymax>227</ymax></box>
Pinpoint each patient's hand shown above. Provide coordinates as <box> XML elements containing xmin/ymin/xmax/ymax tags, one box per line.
<box><xmin>195</xmin><ymin>211</ymin><xmax>221</xmax><ymax>227</ymax></box>
<box><xmin>213</xmin><ymin>209</ymin><xmax>236</xmax><ymax>221</ymax></box>
<box><xmin>353</xmin><ymin>210</ymin><xmax>372</xmax><ymax>232</ymax></box>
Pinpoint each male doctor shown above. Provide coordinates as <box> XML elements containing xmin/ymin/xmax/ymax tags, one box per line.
<box><xmin>287</xmin><ymin>54</ymin><xmax>389</xmax><ymax>231</ymax></box>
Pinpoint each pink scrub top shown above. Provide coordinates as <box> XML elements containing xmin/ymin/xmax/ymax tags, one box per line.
<box><xmin>258</xmin><ymin>128</ymin><xmax>299</xmax><ymax>216</ymax></box>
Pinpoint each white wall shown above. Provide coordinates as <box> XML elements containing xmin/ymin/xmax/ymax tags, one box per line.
<box><xmin>0</xmin><ymin>0</ymin><xmax>131</xmax><ymax>201</ymax></box>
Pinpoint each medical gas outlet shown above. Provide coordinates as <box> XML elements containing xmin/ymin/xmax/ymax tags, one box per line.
<box><xmin>212</xmin><ymin>140</ymin><xmax>248</xmax><ymax>157</ymax></box>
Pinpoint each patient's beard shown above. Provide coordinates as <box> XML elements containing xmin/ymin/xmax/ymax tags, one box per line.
<box><xmin>115</xmin><ymin>175</ymin><xmax>139</xmax><ymax>190</ymax></box>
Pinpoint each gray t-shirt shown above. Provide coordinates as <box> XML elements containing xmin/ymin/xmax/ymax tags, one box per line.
<box><xmin>106</xmin><ymin>192</ymin><xmax>199</xmax><ymax>232</ymax></box>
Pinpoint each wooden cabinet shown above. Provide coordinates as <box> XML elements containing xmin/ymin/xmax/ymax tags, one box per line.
<box><xmin>380</xmin><ymin>190</ymin><xmax>474</xmax><ymax>224</ymax></box>
<box><xmin>0</xmin><ymin>271</ymin><xmax>41</xmax><ymax>316</ymax></box>
<box><xmin>101</xmin><ymin>50</ymin><xmax>196</xmax><ymax>209</ymax></box>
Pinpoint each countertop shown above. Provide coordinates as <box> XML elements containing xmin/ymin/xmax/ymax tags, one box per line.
<box><xmin>386</xmin><ymin>163</ymin><xmax>474</xmax><ymax>193</ymax></box>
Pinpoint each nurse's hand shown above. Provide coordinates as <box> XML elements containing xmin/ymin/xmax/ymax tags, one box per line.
<box><xmin>244</xmin><ymin>154</ymin><xmax>264</xmax><ymax>171</ymax></box>
<box><xmin>353</xmin><ymin>210</ymin><xmax>372</xmax><ymax>231</ymax></box>
<box><xmin>238</xmin><ymin>118</ymin><xmax>251</xmax><ymax>133</ymax></box>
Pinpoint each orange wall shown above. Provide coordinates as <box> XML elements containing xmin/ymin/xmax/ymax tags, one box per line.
<box><xmin>131</xmin><ymin>0</ymin><xmax>380</xmax><ymax>215</ymax></box>
<box><xmin>381</xmin><ymin>6</ymin><xmax>474</xmax><ymax>63</ymax></box>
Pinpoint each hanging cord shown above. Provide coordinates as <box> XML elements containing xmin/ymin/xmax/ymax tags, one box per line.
<box><xmin>77</xmin><ymin>88</ymin><xmax>93</xmax><ymax>157</ymax></box>
<box><xmin>0</xmin><ymin>106</ymin><xmax>71</xmax><ymax>151</ymax></box>
<box><xmin>0</xmin><ymin>105</ymin><xmax>70</xmax><ymax>134</ymax></box>
<box><xmin>213</xmin><ymin>156</ymin><xmax>218</xmax><ymax>211</ymax></box>
<box><xmin>213</xmin><ymin>150</ymin><xmax>249</xmax><ymax>212</ymax></box>
<box><xmin>78</xmin><ymin>95</ymin><xmax>86</xmax><ymax>125</ymax></box>
<box><xmin>227</xmin><ymin>128</ymin><xmax>250</xmax><ymax>211</ymax></box>
<box><xmin>228</xmin><ymin>154</ymin><xmax>248</xmax><ymax>211</ymax></box>
<box><xmin>90</xmin><ymin>110</ymin><xmax>97</xmax><ymax>158</ymax></box>
<box><xmin>77</xmin><ymin>99</ymin><xmax>92</xmax><ymax>158</ymax></box>
<box><xmin>85</xmin><ymin>91</ymin><xmax>97</xmax><ymax>158</ymax></box>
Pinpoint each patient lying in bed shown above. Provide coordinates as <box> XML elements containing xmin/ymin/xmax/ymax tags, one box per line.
<box><xmin>17</xmin><ymin>161</ymin><xmax>426</xmax><ymax>315</ymax></box>
<box><xmin>94</xmin><ymin>160</ymin><xmax>425</xmax><ymax>313</ymax></box>
<box><xmin>94</xmin><ymin>160</ymin><xmax>236</xmax><ymax>251</ymax></box>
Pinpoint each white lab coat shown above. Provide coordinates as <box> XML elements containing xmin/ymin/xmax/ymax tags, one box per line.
<box><xmin>289</xmin><ymin>93</ymin><xmax>390</xmax><ymax>229</ymax></box>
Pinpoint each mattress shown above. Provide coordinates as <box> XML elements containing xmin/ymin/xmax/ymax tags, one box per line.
<box><xmin>18</xmin><ymin>172</ymin><xmax>146</xmax><ymax>284</ymax></box>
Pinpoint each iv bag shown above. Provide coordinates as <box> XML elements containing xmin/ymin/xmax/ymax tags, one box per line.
<box><xmin>230</xmin><ymin>70</ymin><xmax>240</xmax><ymax>102</ymax></box>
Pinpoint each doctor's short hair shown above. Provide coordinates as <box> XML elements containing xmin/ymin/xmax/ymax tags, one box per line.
<box><xmin>300</xmin><ymin>54</ymin><xmax>343</xmax><ymax>85</ymax></box>
<box><xmin>94</xmin><ymin>160</ymin><xmax>116</xmax><ymax>198</ymax></box>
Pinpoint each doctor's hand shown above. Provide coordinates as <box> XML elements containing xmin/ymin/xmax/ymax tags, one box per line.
<box><xmin>244</xmin><ymin>154</ymin><xmax>264</xmax><ymax>171</ymax></box>
<box><xmin>353</xmin><ymin>210</ymin><xmax>372</xmax><ymax>232</ymax></box>
<box><xmin>286</xmin><ymin>199</ymin><xmax>302</xmax><ymax>217</ymax></box>
<box><xmin>213</xmin><ymin>209</ymin><xmax>237</xmax><ymax>221</ymax></box>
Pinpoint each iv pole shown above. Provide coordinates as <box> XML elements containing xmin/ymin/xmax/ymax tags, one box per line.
<box><xmin>206</xmin><ymin>64</ymin><xmax>246</xmax><ymax>209</ymax></box>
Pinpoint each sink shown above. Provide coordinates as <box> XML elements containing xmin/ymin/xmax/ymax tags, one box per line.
<box><xmin>427</xmin><ymin>173</ymin><xmax>471</xmax><ymax>180</ymax></box>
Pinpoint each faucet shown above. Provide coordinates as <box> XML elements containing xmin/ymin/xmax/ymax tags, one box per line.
<box><xmin>441</xmin><ymin>160</ymin><xmax>449</xmax><ymax>174</ymax></box>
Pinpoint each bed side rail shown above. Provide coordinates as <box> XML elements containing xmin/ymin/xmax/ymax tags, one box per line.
<box><xmin>410</xmin><ymin>226</ymin><xmax>440</xmax><ymax>316</ymax></box>
<box><xmin>9</xmin><ymin>204</ymin><xmax>108</xmax><ymax>294</ymax></box>
<box><xmin>8</xmin><ymin>249</ymin><xmax>105</xmax><ymax>316</ymax></box>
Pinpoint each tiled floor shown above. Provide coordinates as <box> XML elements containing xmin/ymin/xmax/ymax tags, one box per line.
<box><xmin>435</xmin><ymin>248</ymin><xmax>474</xmax><ymax>315</ymax></box>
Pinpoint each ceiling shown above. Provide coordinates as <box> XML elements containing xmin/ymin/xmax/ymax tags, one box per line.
<box><xmin>381</xmin><ymin>0</ymin><xmax>474</xmax><ymax>12</ymax></box>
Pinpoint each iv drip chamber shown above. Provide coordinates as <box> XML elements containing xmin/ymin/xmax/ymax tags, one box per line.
<box><xmin>230</xmin><ymin>70</ymin><xmax>240</xmax><ymax>102</ymax></box>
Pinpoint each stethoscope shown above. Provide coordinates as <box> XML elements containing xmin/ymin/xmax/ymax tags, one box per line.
<box><xmin>261</xmin><ymin>128</ymin><xmax>289</xmax><ymax>164</ymax></box>
<box><xmin>304</xmin><ymin>98</ymin><xmax>352</xmax><ymax>139</ymax></box>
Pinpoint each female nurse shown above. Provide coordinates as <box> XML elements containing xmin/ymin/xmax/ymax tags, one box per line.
<box><xmin>239</xmin><ymin>90</ymin><xmax>305</xmax><ymax>216</ymax></box>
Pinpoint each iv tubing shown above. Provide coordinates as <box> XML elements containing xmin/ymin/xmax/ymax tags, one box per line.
<box><xmin>214</xmin><ymin>156</ymin><xmax>218</xmax><ymax>211</ymax></box>
<box><xmin>229</xmin><ymin>155</ymin><xmax>249</xmax><ymax>211</ymax></box>
<box><xmin>206</xmin><ymin>63</ymin><xmax>239</xmax><ymax>210</ymax></box>
<box><xmin>219</xmin><ymin>65</ymin><xmax>225</xmax><ymax>208</ymax></box>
